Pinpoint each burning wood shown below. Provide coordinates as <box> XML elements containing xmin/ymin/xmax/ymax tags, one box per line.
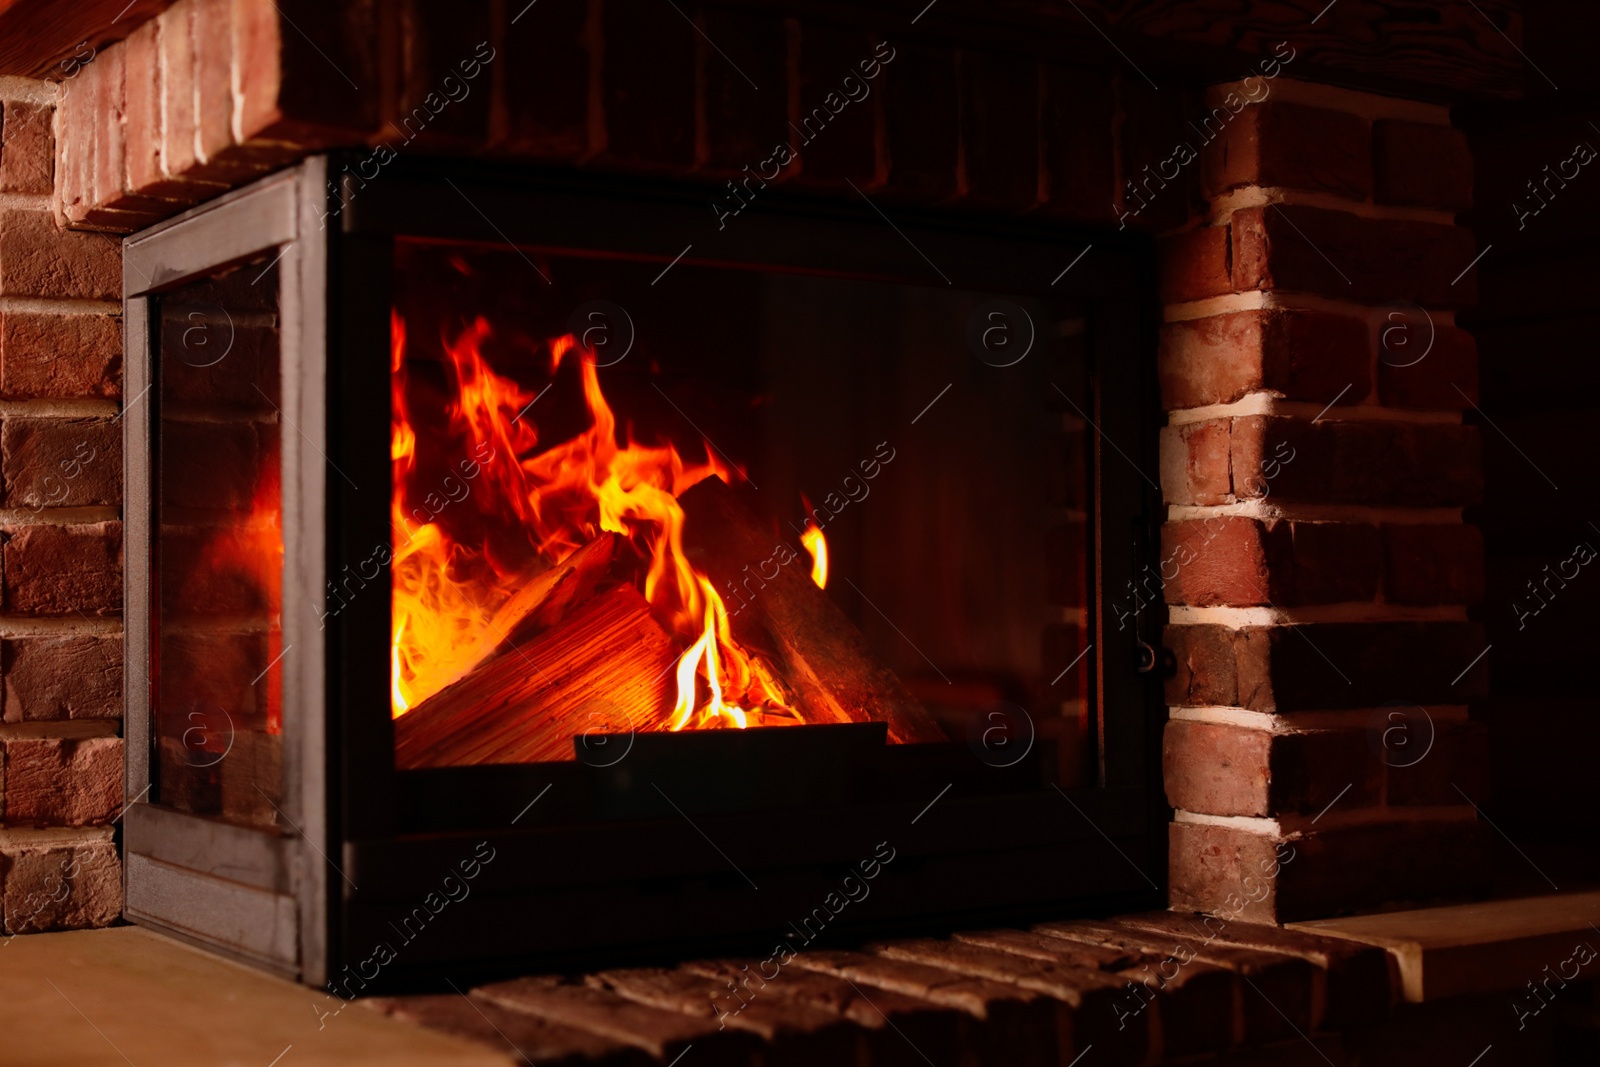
<box><xmin>680</xmin><ymin>478</ymin><xmax>946</xmax><ymax>745</ymax></box>
<box><xmin>390</xmin><ymin>311</ymin><xmax>944</xmax><ymax>763</ymax></box>
<box><xmin>481</xmin><ymin>533</ymin><xmax>616</xmax><ymax>658</ymax></box>
<box><xmin>394</xmin><ymin>580</ymin><xmax>678</xmax><ymax>768</ymax></box>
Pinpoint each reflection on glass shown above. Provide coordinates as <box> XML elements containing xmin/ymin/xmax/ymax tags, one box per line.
<box><xmin>154</xmin><ymin>257</ymin><xmax>284</xmax><ymax>828</ymax></box>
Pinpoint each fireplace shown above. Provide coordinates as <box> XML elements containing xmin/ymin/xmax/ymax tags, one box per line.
<box><xmin>120</xmin><ymin>154</ymin><xmax>1161</xmax><ymax>989</ymax></box>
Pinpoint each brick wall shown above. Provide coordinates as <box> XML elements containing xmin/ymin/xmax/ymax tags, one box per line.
<box><xmin>1156</xmin><ymin>79</ymin><xmax>1492</xmax><ymax>921</ymax></box>
<box><xmin>0</xmin><ymin>74</ymin><xmax>125</xmax><ymax>937</ymax></box>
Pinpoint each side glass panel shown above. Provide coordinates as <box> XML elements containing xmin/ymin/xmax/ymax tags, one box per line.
<box><xmin>153</xmin><ymin>258</ymin><xmax>284</xmax><ymax>828</ymax></box>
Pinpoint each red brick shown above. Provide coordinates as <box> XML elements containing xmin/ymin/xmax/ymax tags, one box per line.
<box><xmin>789</xmin><ymin>948</ymin><xmax>1059</xmax><ymax>1067</ymax></box>
<box><xmin>55</xmin><ymin>61</ymin><xmax>95</xmax><ymax>226</ymax></box>
<box><xmin>1159</xmin><ymin>308</ymin><xmax>1370</xmax><ymax>410</ymax></box>
<box><xmin>0</xmin><ymin>210</ymin><xmax>121</xmax><ymax>300</ymax></box>
<box><xmin>500</xmin><ymin>0</ymin><xmax>591</xmax><ymax>158</ymax></box>
<box><xmin>1374</xmin><ymin>120</ymin><xmax>1472</xmax><ymax>211</ymax></box>
<box><xmin>1159</xmin><ymin>419</ymin><xmax>1232</xmax><ymax>506</ymax></box>
<box><xmin>961</xmin><ymin>50</ymin><xmax>1038</xmax><ymax>209</ymax></box>
<box><xmin>0</xmin><ymin>101</ymin><xmax>53</xmax><ymax>194</ymax></box>
<box><xmin>475</xmin><ymin>977</ymin><xmax>763</xmax><ymax>1063</ymax></box>
<box><xmin>57</xmin><ymin>45</ymin><xmax>167</xmax><ymax>232</ymax></box>
<box><xmin>367</xmin><ymin>994</ymin><xmax>651</xmax><ymax>1065</ymax></box>
<box><xmin>595</xmin><ymin>967</ymin><xmax>863</xmax><ymax>1063</ymax></box>
<box><xmin>1386</xmin><ymin>720</ymin><xmax>1490</xmax><ymax>805</ymax></box>
<box><xmin>3</xmin><ymin>523</ymin><xmax>122</xmax><ymax>616</ymax></box>
<box><xmin>122</xmin><ymin>18</ymin><xmax>181</xmax><ymax>199</ymax></box>
<box><xmin>1383</xmin><ymin>524</ymin><xmax>1485</xmax><ymax>605</ymax></box>
<box><xmin>1378</xmin><ymin>322</ymin><xmax>1479</xmax><ymax>410</ymax></box>
<box><xmin>1231</xmin><ymin>205</ymin><xmax>1478</xmax><ymax>307</ymax></box>
<box><xmin>1164</xmin><ymin>722</ymin><xmax>1378</xmax><ymax>818</ymax></box>
<box><xmin>1158</xmin><ymin>225</ymin><xmax>1233</xmax><ymax>303</ymax></box>
<box><xmin>1038</xmin><ymin>917</ymin><xmax>1315</xmax><ymax>1046</ymax></box>
<box><xmin>88</xmin><ymin>46</ymin><xmax>174</xmax><ymax>224</ymax></box>
<box><xmin>883</xmin><ymin>42</ymin><xmax>958</xmax><ymax>200</ymax></box>
<box><xmin>1167</xmin><ymin>821</ymin><xmax>1284</xmax><ymax>922</ymax></box>
<box><xmin>699</xmin><ymin>9</ymin><xmax>787</xmax><ymax>175</ymax></box>
<box><xmin>1039</xmin><ymin>64</ymin><xmax>1115</xmax><ymax>224</ymax></box>
<box><xmin>1170</xmin><ymin>819</ymin><xmax>1490</xmax><ymax>922</ymax></box>
<box><xmin>1164</xmin><ymin>624</ymin><xmax>1244</xmax><ymax>708</ymax></box>
<box><xmin>2</xmin><ymin>636</ymin><xmax>123</xmax><ymax>722</ymax></box>
<box><xmin>600</xmin><ymin>0</ymin><xmax>695</xmax><ymax>170</ymax></box>
<box><xmin>1160</xmin><ymin>518</ymin><xmax>1379</xmax><ymax>608</ymax></box>
<box><xmin>1203</xmin><ymin>101</ymin><xmax>1370</xmax><ymax>199</ymax></box>
<box><xmin>790</xmin><ymin>24</ymin><xmax>877</xmax><ymax>187</ymax></box>
<box><xmin>1159</xmin><ymin>517</ymin><xmax>1278</xmax><ymax>606</ymax></box>
<box><xmin>193</xmin><ymin>0</ymin><xmax>244</xmax><ymax>166</ymax></box>
<box><xmin>683</xmin><ymin>957</ymin><xmax>968</xmax><ymax>1067</ymax></box>
<box><xmin>1230</xmin><ymin>415</ymin><xmax>1482</xmax><ymax>506</ymax></box>
<box><xmin>235</xmin><ymin>0</ymin><xmax>383</xmax><ymax>149</ymax></box>
<box><xmin>0</xmin><ymin>311</ymin><xmax>121</xmax><ymax>399</ymax></box>
<box><xmin>1159</xmin><ymin>312</ymin><xmax>1260</xmax><ymax>410</ymax></box>
<box><xmin>1</xmin><ymin>418</ymin><xmax>121</xmax><ymax>508</ymax></box>
<box><xmin>1163</xmin><ymin>720</ymin><xmax>1271</xmax><ymax>815</ymax></box>
<box><xmin>1112</xmin><ymin>910</ymin><xmax>1392</xmax><ymax>1029</ymax></box>
<box><xmin>2</xmin><ymin>737</ymin><xmax>121</xmax><ymax>825</ymax></box>
<box><xmin>157</xmin><ymin>1</ymin><xmax>200</xmax><ymax>176</ymax></box>
<box><xmin>1</xmin><ymin>842</ymin><xmax>121</xmax><ymax>933</ymax></box>
<box><xmin>1012</xmin><ymin>923</ymin><xmax>1235</xmax><ymax>1056</ymax></box>
<box><xmin>869</xmin><ymin>937</ymin><xmax>1144</xmax><ymax>1065</ymax></box>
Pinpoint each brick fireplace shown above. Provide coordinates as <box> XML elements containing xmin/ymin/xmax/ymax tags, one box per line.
<box><xmin>3</xmin><ymin>0</ymin><xmax>1593</xmax><ymax>1060</ymax></box>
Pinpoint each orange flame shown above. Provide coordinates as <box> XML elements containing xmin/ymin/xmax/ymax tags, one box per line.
<box><xmin>800</xmin><ymin>522</ymin><xmax>828</xmax><ymax>589</ymax></box>
<box><xmin>389</xmin><ymin>312</ymin><xmax>794</xmax><ymax>734</ymax></box>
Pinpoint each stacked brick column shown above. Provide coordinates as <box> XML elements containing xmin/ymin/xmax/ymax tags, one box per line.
<box><xmin>0</xmin><ymin>75</ymin><xmax>125</xmax><ymax>934</ymax></box>
<box><xmin>1156</xmin><ymin>79</ymin><xmax>1492</xmax><ymax>922</ymax></box>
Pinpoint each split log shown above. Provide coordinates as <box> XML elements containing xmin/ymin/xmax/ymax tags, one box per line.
<box><xmin>423</xmin><ymin>533</ymin><xmax>618</xmax><ymax>700</ymax></box>
<box><xmin>394</xmin><ymin>582</ymin><xmax>678</xmax><ymax>768</ymax></box>
<box><xmin>678</xmin><ymin>478</ymin><xmax>947</xmax><ymax>744</ymax></box>
<box><xmin>487</xmin><ymin>533</ymin><xmax>617</xmax><ymax>652</ymax></box>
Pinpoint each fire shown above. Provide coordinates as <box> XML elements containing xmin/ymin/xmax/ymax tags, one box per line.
<box><xmin>389</xmin><ymin>312</ymin><xmax>794</xmax><ymax>734</ymax></box>
<box><xmin>801</xmin><ymin>521</ymin><xmax>828</xmax><ymax>589</ymax></box>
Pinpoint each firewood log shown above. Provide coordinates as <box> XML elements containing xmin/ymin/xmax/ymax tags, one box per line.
<box><xmin>678</xmin><ymin>478</ymin><xmax>947</xmax><ymax>744</ymax></box>
<box><xmin>422</xmin><ymin>533</ymin><xmax>618</xmax><ymax>701</ymax></box>
<box><xmin>394</xmin><ymin>582</ymin><xmax>678</xmax><ymax>768</ymax></box>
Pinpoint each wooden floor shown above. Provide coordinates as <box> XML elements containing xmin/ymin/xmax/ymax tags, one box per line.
<box><xmin>0</xmin><ymin>926</ymin><xmax>506</xmax><ymax>1067</ymax></box>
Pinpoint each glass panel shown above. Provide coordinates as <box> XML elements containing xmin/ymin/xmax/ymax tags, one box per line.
<box><xmin>154</xmin><ymin>257</ymin><xmax>284</xmax><ymax>828</ymax></box>
<box><xmin>389</xmin><ymin>239</ymin><xmax>1091</xmax><ymax>784</ymax></box>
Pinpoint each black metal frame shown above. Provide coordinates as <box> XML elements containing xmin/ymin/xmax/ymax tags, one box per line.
<box><xmin>124</xmin><ymin>154</ymin><xmax>1165</xmax><ymax>990</ymax></box>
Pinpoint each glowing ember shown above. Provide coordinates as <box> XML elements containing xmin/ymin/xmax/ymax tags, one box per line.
<box><xmin>801</xmin><ymin>521</ymin><xmax>828</xmax><ymax>589</ymax></box>
<box><xmin>389</xmin><ymin>312</ymin><xmax>795</xmax><ymax>733</ymax></box>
